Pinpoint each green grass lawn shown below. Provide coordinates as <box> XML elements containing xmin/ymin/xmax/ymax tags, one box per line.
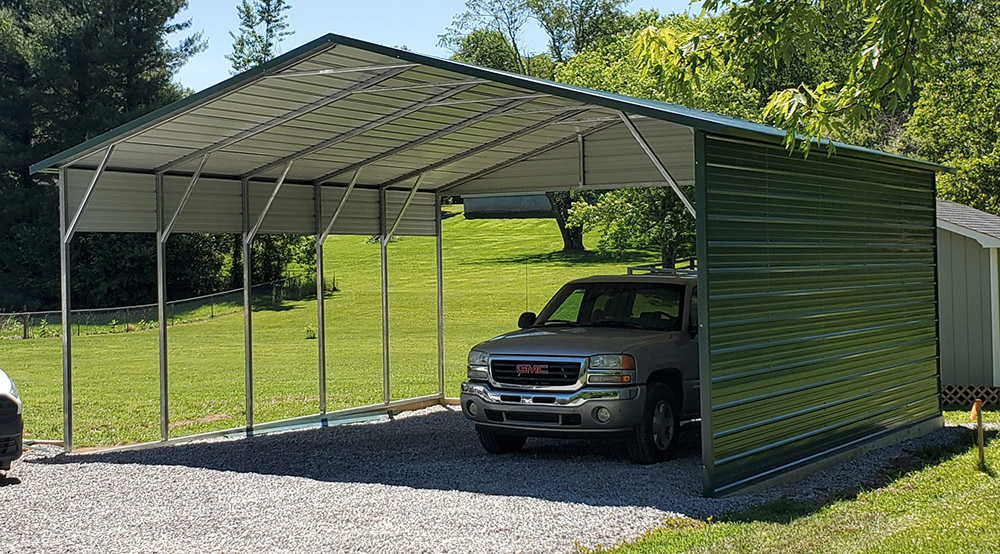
<box><xmin>0</xmin><ymin>206</ymin><xmax>655</xmax><ymax>446</ymax></box>
<box><xmin>586</xmin><ymin>410</ymin><xmax>1000</xmax><ymax>554</ymax></box>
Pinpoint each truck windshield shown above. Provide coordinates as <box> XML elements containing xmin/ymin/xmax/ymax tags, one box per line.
<box><xmin>533</xmin><ymin>282</ymin><xmax>685</xmax><ymax>332</ymax></box>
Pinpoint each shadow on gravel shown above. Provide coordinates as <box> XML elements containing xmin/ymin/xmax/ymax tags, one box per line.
<box><xmin>0</xmin><ymin>475</ymin><xmax>20</xmax><ymax>487</ymax></box>
<box><xmin>34</xmin><ymin>408</ymin><xmax>711</xmax><ymax>512</ymax></box>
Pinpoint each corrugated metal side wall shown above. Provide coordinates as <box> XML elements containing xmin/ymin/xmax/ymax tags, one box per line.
<box><xmin>697</xmin><ymin>134</ymin><xmax>942</xmax><ymax>496</ymax></box>
<box><xmin>936</xmin><ymin>228</ymin><xmax>996</xmax><ymax>386</ymax></box>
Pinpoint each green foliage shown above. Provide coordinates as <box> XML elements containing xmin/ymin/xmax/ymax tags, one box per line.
<box><xmin>634</xmin><ymin>0</ymin><xmax>944</xmax><ymax>153</ymax></box>
<box><xmin>526</xmin><ymin>0</ymin><xmax>629</xmax><ymax>62</ymax></box>
<box><xmin>906</xmin><ymin>0</ymin><xmax>1000</xmax><ymax>213</ymax></box>
<box><xmin>0</xmin><ymin>0</ymin><xmax>217</xmax><ymax>311</ymax></box>
<box><xmin>225</xmin><ymin>0</ymin><xmax>294</xmax><ymax>73</ymax></box>
<box><xmin>569</xmin><ymin>187</ymin><xmax>694</xmax><ymax>267</ymax></box>
<box><xmin>556</xmin><ymin>15</ymin><xmax>757</xmax><ymax>263</ymax></box>
<box><xmin>451</xmin><ymin>28</ymin><xmax>522</xmax><ymax>72</ymax></box>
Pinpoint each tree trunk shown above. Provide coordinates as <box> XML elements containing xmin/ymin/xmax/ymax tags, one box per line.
<box><xmin>548</xmin><ymin>191</ymin><xmax>585</xmax><ymax>251</ymax></box>
<box><xmin>661</xmin><ymin>248</ymin><xmax>676</xmax><ymax>269</ymax></box>
<box><xmin>551</xmin><ymin>205</ymin><xmax>585</xmax><ymax>251</ymax></box>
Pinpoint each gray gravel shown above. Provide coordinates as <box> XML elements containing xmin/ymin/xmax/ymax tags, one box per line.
<box><xmin>0</xmin><ymin>406</ymin><xmax>967</xmax><ymax>553</ymax></box>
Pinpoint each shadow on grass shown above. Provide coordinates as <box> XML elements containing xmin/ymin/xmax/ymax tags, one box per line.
<box><xmin>485</xmin><ymin>249</ymin><xmax>656</xmax><ymax>268</ymax></box>
<box><xmin>721</xmin><ymin>428</ymin><xmax>998</xmax><ymax>524</ymax></box>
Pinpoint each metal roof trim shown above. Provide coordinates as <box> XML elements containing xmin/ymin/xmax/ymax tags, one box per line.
<box><xmin>31</xmin><ymin>32</ymin><xmax>950</xmax><ymax>176</ymax></box>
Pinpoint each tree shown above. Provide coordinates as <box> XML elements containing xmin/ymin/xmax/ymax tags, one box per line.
<box><xmin>526</xmin><ymin>0</ymin><xmax>629</xmax><ymax>62</ymax></box>
<box><xmin>558</xmin><ymin>13</ymin><xmax>762</xmax><ymax>265</ymax></box>
<box><xmin>225</xmin><ymin>0</ymin><xmax>293</xmax><ymax>73</ymax></box>
<box><xmin>224</xmin><ymin>0</ymin><xmax>309</xmax><ymax>285</ymax></box>
<box><xmin>443</xmin><ymin>0</ymin><xmax>643</xmax><ymax>250</ymax></box>
<box><xmin>906</xmin><ymin>0</ymin><xmax>1000</xmax><ymax>214</ymax></box>
<box><xmin>0</xmin><ymin>0</ymin><xmax>210</xmax><ymax>310</ymax></box>
<box><xmin>634</xmin><ymin>0</ymin><xmax>944</xmax><ymax>152</ymax></box>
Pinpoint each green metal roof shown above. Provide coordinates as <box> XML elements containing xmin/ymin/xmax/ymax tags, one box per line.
<box><xmin>32</xmin><ymin>32</ymin><xmax>948</xmax><ymax>176</ymax></box>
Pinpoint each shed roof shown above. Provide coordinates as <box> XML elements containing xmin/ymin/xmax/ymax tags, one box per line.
<box><xmin>937</xmin><ymin>199</ymin><xmax>1000</xmax><ymax>247</ymax></box>
<box><xmin>30</xmin><ymin>33</ymin><xmax>947</xmax><ymax>185</ymax></box>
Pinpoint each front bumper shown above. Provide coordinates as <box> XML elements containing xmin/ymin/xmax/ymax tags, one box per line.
<box><xmin>0</xmin><ymin>414</ymin><xmax>22</xmax><ymax>469</ymax></box>
<box><xmin>460</xmin><ymin>381</ymin><xmax>645</xmax><ymax>437</ymax></box>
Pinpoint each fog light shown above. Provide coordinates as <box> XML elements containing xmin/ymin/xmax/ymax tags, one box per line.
<box><xmin>594</xmin><ymin>406</ymin><xmax>611</xmax><ymax>424</ymax></box>
<box><xmin>467</xmin><ymin>401</ymin><xmax>479</xmax><ymax>417</ymax></box>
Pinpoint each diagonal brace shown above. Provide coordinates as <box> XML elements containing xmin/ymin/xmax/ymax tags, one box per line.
<box><xmin>618</xmin><ymin>111</ymin><xmax>696</xmax><ymax>217</ymax></box>
<box><xmin>383</xmin><ymin>175</ymin><xmax>424</xmax><ymax>244</ymax></box>
<box><xmin>247</xmin><ymin>161</ymin><xmax>293</xmax><ymax>243</ymax></box>
<box><xmin>160</xmin><ymin>154</ymin><xmax>209</xmax><ymax>242</ymax></box>
<box><xmin>64</xmin><ymin>145</ymin><xmax>115</xmax><ymax>243</ymax></box>
<box><xmin>318</xmin><ymin>168</ymin><xmax>363</xmax><ymax>245</ymax></box>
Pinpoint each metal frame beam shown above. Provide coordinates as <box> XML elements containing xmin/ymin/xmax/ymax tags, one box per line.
<box><xmin>247</xmin><ymin>161</ymin><xmax>293</xmax><ymax>242</ymax></box>
<box><xmin>161</xmin><ymin>154</ymin><xmax>209</xmax><ymax>242</ymax></box>
<box><xmin>155</xmin><ymin>174</ymin><xmax>169</xmax><ymax>441</ymax></box>
<box><xmin>264</xmin><ymin>63</ymin><xmax>419</xmax><ymax>79</ymax></box>
<box><xmin>618</xmin><ymin>111</ymin><xmax>696</xmax><ymax>217</ymax></box>
<box><xmin>313</xmin><ymin>97</ymin><xmax>536</xmax><ymax>185</ymax></box>
<box><xmin>154</xmin><ymin>66</ymin><xmax>412</xmax><ymax>173</ymax></box>
<box><xmin>58</xmin><ymin>168</ymin><xmax>73</xmax><ymax>452</ymax></box>
<box><xmin>242</xmin><ymin>84</ymin><xmax>479</xmax><ymax>180</ymax></box>
<box><xmin>435</xmin><ymin>195</ymin><xmax>445</xmax><ymax>396</ymax></box>
<box><xmin>64</xmin><ymin>145</ymin><xmax>114</xmax><ymax>243</ymax></box>
<box><xmin>315</xmin><ymin>182</ymin><xmax>327</xmax><ymax>414</ymax></box>
<box><xmin>241</xmin><ymin>178</ymin><xmax>253</xmax><ymax>431</ymax></box>
<box><xmin>319</xmin><ymin>169</ymin><xmax>362</xmax><ymax>244</ymax></box>
<box><xmin>384</xmin><ymin>175</ymin><xmax>423</xmax><ymax>243</ymax></box>
<box><xmin>379</xmin><ymin>188</ymin><xmax>390</xmax><ymax>404</ymax></box>
<box><xmin>438</xmin><ymin>119</ymin><xmax>619</xmax><ymax>193</ymax></box>
<box><xmin>380</xmin><ymin>108</ymin><xmax>588</xmax><ymax>189</ymax></box>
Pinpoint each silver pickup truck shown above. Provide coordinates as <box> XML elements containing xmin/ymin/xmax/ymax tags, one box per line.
<box><xmin>460</xmin><ymin>272</ymin><xmax>699</xmax><ymax>463</ymax></box>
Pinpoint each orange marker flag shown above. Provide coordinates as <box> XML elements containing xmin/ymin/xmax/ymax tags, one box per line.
<box><xmin>971</xmin><ymin>400</ymin><xmax>982</xmax><ymax>422</ymax></box>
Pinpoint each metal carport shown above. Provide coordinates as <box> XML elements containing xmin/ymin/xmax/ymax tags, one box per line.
<box><xmin>30</xmin><ymin>33</ymin><xmax>947</xmax><ymax>496</ymax></box>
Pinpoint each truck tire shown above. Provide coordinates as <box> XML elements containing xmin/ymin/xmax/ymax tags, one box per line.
<box><xmin>628</xmin><ymin>383</ymin><xmax>680</xmax><ymax>464</ymax></box>
<box><xmin>476</xmin><ymin>428</ymin><xmax>527</xmax><ymax>454</ymax></box>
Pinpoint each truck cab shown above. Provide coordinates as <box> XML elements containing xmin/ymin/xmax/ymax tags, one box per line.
<box><xmin>460</xmin><ymin>269</ymin><xmax>699</xmax><ymax>463</ymax></box>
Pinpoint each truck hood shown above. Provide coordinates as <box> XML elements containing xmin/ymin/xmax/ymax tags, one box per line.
<box><xmin>474</xmin><ymin>326</ymin><xmax>675</xmax><ymax>357</ymax></box>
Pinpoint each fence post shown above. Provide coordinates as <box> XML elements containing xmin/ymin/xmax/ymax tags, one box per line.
<box><xmin>22</xmin><ymin>313</ymin><xmax>28</xmax><ymax>340</ymax></box>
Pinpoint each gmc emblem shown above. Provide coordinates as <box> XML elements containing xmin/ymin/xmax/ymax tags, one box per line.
<box><xmin>516</xmin><ymin>364</ymin><xmax>549</xmax><ymax>375</ymax></box>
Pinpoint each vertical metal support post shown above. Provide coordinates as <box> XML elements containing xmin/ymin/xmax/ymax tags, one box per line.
<box><xmin>577</xmin><ymin>133</ymin><xmax>585</xmax><ymax>188</ymax></box>
<box><xmin>58</xmin><ymin>168</ymin><xmax>73</xmax><ymax>452</ymax></box>
<box><xmin>155</xmin><ymin>173</ymin><xmax>169</xmax><ymax>441</ymax></box>
<box><xmin>242</xmin><ymin>178</ymin><xmax>254</xmax><ymax>431</ymax></box>
<box><xmin>435</xmin><ymin>195</ymin><xmax>445</xmax><ymax>397</ymax></box>
<box><xmin>315</xmin><ymin>183</ymin><xmax>327</xmax><ymax>414</ymax></box>
<box><xmin>380</xmin><ymin>187</ymin><xmax>391</xmax><ymax>404</ymax></box>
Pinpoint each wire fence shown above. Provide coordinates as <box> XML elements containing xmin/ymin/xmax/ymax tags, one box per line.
<box><xmin>0</xmin><ymin>272</ymin><xmax>329</xmax><ymax>340</ymax></box>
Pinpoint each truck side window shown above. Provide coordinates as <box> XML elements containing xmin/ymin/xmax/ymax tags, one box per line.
<box><xmin>549</xmin><ymin>288</ymin><xmax>585</xmax><ymax>322</ymax></box>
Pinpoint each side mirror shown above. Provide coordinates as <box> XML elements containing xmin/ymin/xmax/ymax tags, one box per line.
<box><xmin>518</xmin><ymin>312</ymin><xmax>537</xmax><ymax>329</ymax></box>
<box><xmin>689</xmin><ymin>302</ymin><xmax>698</xmax><ymax>335</ymax></box>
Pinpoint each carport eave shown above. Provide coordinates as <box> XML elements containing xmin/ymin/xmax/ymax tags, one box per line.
<box><xmin>28</xmin><ymin>34</ymin><xmax>341</xmax><ymax>175</ymax></box>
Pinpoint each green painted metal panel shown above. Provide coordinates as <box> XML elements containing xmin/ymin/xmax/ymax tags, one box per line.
<box><xmin>700</xmin><ymin>134</ymin><xmax>941</xmax><ymax>495</ymax></box>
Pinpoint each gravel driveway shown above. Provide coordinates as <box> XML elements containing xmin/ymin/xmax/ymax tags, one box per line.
<box><xmin>0</xmin><ymin>405</ymin><xmax>965</xmax><ymax>554</ymax></box>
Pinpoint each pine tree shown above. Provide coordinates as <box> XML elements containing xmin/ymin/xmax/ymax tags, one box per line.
<box><xmin>225</xmin><ymin>0</ymin><xmax>294</xmax><ymax>73</ymax></box>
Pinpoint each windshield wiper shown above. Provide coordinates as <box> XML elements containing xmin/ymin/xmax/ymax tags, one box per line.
<box><xmin>535</xmin><ymin>319</ymin><xmax>579</xmax><ymax>327</ymax></box>
<box><xmin>584</xmin><ymin>320</ymin><xmax>642</xmax><ymax>329</ymax></box>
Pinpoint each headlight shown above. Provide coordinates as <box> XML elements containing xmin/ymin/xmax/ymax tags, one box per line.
<box><xmin>589</xmin><ymin>354</ymin><xmax>635</xmax><ymax>370</ymax></box>
<box><xmin>467</xmin><ymin>350</ymin><xmax>490</xmax><ymax>381</ymax></box>
<box><xmin>0</xmin><ymin>369</ymin><xmax>16</xmax><ymax>399</ymax></box>
<box><xmin>468</xmin><ymin>350</ymin><xmax>489</xmax><ymax>366</ymax></box>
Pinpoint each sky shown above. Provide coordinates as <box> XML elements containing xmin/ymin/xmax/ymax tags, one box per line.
<box><xmin>171</xmin><ymin>0</ymin><xmax>700</xmax><ymax>92</ymax></box>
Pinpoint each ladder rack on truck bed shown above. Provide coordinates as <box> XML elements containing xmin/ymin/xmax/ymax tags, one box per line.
<box><xmin>627</xmin><ymin>257</ymin><xmax>697</xmax><ymax>277</ymax></box>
